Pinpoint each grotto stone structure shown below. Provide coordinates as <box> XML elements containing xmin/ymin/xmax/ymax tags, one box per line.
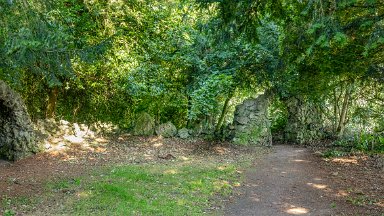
<box><xmin>0</xmin><ymin>80</ymin><xmax>36</xmax><ymax>160</ymax></box>
<box><xmin>232</xmin><ymin>93</ymin><xmax>272</xmax><ymax>146</ymax></box>
<box><xmin>283</xmin><ymin>97</ymin><xmax>324</xmax><ymax>144</ymax></box>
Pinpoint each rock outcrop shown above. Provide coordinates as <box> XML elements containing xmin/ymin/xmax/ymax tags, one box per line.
<box><xmin>178</xmin><ymin>128</ymin><xmax>190</xmax><ymax>139</ymax></box>
<box><xmin>232</xmin><ymin>94</ymin><xmax>272</xmax><ymax>146</ymax></box>
<box><xmin>0</xmin><ymin>81</ymin><xmax>37</xmax><ymax>160</ymax></box>
<box><xmin>156</xmin><ymin>122</ymin><xmax>177</xmax><ymax>138</ymax></box>
<box><xmin>133</xmin><ymin>112</ymin><xmax>155</xmax><ymax>136</ymax></box>
<box><xmin>284</xmin><ymin>97</ymin><xmax>323</xmax><ymax>144</ymax></box>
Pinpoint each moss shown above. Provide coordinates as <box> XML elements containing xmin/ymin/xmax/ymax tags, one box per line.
<box><xmin>133</xmin><ymin>112</ymin><xmax>155</xmax><ymax>136</ymax></box>
<box><xmin>234</xmin><ymin>126</ymin><xmax>263</xmax><ymax>146</ymax></box>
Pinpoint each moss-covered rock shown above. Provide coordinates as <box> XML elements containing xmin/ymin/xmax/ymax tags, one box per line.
<box><xmin>156</xmin><ymin>122</ymin><xmax>177</xmax><ymax>138</ymax></box>
<box><xmin>0</xmin><ymin>80</ymin><xmax>37</xmax><ymax>161</ymax></box>
<box><xmin>232</xmin><ymin>94</ymin><xmax>272</xmax><ymax>146</ymax></box>
<box><xmin>284</xmin><ymin>97</ymin><xmax>323</xmax><ymax>144</ymax></box>
<box><xmin>178</xmin><ymin>128</ymin><xmax>190</xmax><ymax>139</ymax></box>
<box><xmin>133</xmin><ymin>112</ymin><xmax>155</xmax><ymax>136</ymax></box>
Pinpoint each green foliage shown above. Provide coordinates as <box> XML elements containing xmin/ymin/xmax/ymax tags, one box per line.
<box><xmin>269</xmin><ymin>98</ymin><xmax>288</xmax><ymax>134</ymax></box>
<box><xmin>354</xmin><ymin>132</ymin><xmax>384</xmax><ymax>153</ymax></box>
<box><xmin>322</xmin><ymin>149</ymin><xmax>347</xmax><ymax>158</ymax></box>
<box><xmin>189</xmin><ymin>73</ymin><xmax>233</xmax><ymax>120</ymax></box>
<box><xmin>0</xmin><ymin>0</ymin><xmax>383</xmax><ymax>143</ymax></box>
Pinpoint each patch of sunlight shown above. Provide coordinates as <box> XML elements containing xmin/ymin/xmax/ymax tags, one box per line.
<box><xmin>49</xmin><ymin>137</ymin><xmax>63</xmax><ymax>144</ymax></box>
<box><xmin>164</xmin><ymin>169</ymin><xmax>178</xmax><ymax>175</ymax></box>
<box><xmin>62</xmin><ymin>156</ymin><xmax>77</xmax><ymax>162</ymax></box>
<box><xmin>48</xmin><ymin>151</ymin><xmax>66</xmax><ymax>158</ymax></box>
<box><xmin>313</xmin><ymin>177</ymin><xmax>322</xmax><ymax>181</ymax></box>
<box><xmin>292</xmin><ymin>159</ymin><xmax>309</xmax><ymax>163</ymax></box>
<box><xmin>285</xmin><ymin>206</ymin><xmax>309</xmax><ymax>215</ymax></box>
<box><xmin>76</xmin><ymin>191</ymin><xmax>90</xmax><ymax>198</ymax></box>
<box><xmin>50</xmin><ymin>142</ymin><xmax>67</xmax><ymax>151</ymax></box>
<box><xmin>233</xmin><ymin>182</ymin><xmax>241</xmax><ymax>187</ymax></box>
<box><xmin>213</xmin><ymin>146</ymin><xmax>229</xmax><ymax>155</ymax></box>
<box><xmin>150</xmin><ymin>137</ymin><xmax>162</xmax><ymax>143</ymax></box>
<box><xmin>213</xmin><ymin>180</ymin><xmax>231</xmax><ymax>190</ymax></box>
<box><xmin>375</xmin><ymin>201</ymin><xmax>384</xmax><ymax>208</ymax></box>
<box><xmin>177</xmin><ymin>199</ymin><xmax>186</xmax><ymax>205</ymax></box>
<box><xmin>144</xmin><ymin>154</ymin><xmax>153</xmax><ymax>160</ymax></box>
<box><xmin>180</xmin><ymin>156</ymin><xmax>189</xmax><ymax>161</ymax></box>
<box><xmin>95</xmin><ymin>137</ymin><xmax>108</xmax><ymax>143</ymax></box>
<box><xmin>92</xmin><ymin>147</ymin><xmax>107</xmax><ymax>153</ymax></box>
<box><xmin>331</xmin><ymin>158</ymin><xmax>358</xmax><ymax>164</ymax></box>
<box><xmin>307</xmin><ymin>182</ymin><xmax>328</xmax><ymax>189</ymax></box>
<box><xmin>153</xmin><ymin>142</ymin><xmax>163</xmax><ymax>147</ymax></box>
<box><xmin>217</xmin><ymin>166</ymin><xmax>227</xmax><ymax>171</ymax></box>
<box><xmin>281</xmin><ymin>171</ymin><xmax>287</xmax><ymax>174</ymax></box>
<box><xmin>336</xmin><ymin>190</ymin><xmax>349</xmax><ymax>197</ymax></box>
<box><xmin>64</xmin><ymin>135</ymin><xmax>84</xmax><ymax>144</ymax></box>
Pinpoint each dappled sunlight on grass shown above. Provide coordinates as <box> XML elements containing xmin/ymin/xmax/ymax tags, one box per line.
<box><xmin>163</xmin><ymin>169</ymin><xmax>178</xmax><ymax>174</ymax></box>
<box><xmin>213</xmin><ymin>180</ymin><xmax>232</xmax><ymax>191</ymax></box>
<box><xmin>40</xmin><ymin>161</ymin><xmax>240</xmax><ymax>215</ymax></box>
<box><xmin>76</xmin><ymin>191</ymin><xmax>91</xmax><ymax>198</ymax></box>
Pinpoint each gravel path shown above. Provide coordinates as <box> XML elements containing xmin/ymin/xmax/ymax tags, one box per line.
<box><xmin>225</xmin><ymin>145</ymin><xmax>337</xmax><ymax>216</ymax></box>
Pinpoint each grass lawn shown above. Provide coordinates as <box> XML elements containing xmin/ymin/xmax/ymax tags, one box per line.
<box><xmin>3</xmin><ymin>158</ymin><xmax>248</xmax><ymax>216</ymax></box>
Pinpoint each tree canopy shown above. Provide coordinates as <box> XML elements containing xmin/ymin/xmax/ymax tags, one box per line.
<box><xmin>0</xmin><ymin>0</ymin><xmax>383</xmax><ymax>149</ymax></box>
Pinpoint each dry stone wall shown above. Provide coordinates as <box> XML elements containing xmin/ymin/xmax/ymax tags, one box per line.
<box><xmin>0</xmin><ymin>81</ymin><xmax>37</xmax><ymax>160</ymax></box>
<box><xmin>284</xmin><ymin>97</ymin><xmax>323</xmax><ymax>144</ymax></box>
<box><xmin>232</xmin><ymin>94</ymin><xmax>272</xmax><ymax>146</ymax></box>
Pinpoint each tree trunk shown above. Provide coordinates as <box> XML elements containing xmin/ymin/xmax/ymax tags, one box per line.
<box><xmin>46</xmin><ymin>87</ymin><xmax>59</xmax><ymax>118</ymax></box>
<box><xmin>333</xmin><ymin>89</ymin><xmax>339</xmax><ymax>133</ymax></box>
<box><xmin>214</xmin><ymin>92</ymin><xmax>233</xmax><ymax>134</ymax></box>
<box><xmin>337</xmin><ymin>84</ymin><xmax>352</xmax><ymax>136</ymax></box>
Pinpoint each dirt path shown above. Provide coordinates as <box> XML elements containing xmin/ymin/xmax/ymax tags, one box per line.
<box><xmin>224</xmin><ymin>145</ymin><xmax>372</xmax><ymax>216</ymax></box>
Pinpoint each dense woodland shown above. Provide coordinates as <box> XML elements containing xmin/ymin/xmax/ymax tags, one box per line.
<box><xmin>1</xmin><ymin>0</ymin><xmax>383</xmax><ymax>152</ymax></box>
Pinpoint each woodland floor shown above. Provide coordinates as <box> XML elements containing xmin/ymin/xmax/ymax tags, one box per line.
<box><xmin>0</xmin><ymin>136</ymin><xmax>383</xmax><ymax>215</ymax></box>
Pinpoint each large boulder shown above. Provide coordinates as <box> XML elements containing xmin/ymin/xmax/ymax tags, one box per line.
<box><xmin>0</xmin><ymin>81</ymin><xmax>37</xmax><ymax>160</ymax></box>
<box><xmin>133</xmin><ymin>112</ymin><xmax>155</xmax><ymax>136</ymax></box>
<box><xmin>156</xmin><ymin>122</ymin><xmax>177</xmax><ymax>138</ymax></box>
<box><xmin>178</xmin><ymin>128</ymin><xmax>190</xmax><ymax>139</ymax></box>
<box><xmin>232</xmin><ymin>93</ymin><xmax>272</xmax><ymax>146</ymax></box>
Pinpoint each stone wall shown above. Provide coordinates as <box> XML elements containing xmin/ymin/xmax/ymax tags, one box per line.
<box><xmin>284</xmin><ymin>97</ymin><xmax>323</xmax><ymax>144</ymax></box>
<box><xmin>232</xmin><ymin>93</ymin><xmax>272</xmax><ymax>146</ymax></box>
<box><xmin>0</xmin><ymin>81</ymin><xmax>37</xmax><ymax>160</ymax></box>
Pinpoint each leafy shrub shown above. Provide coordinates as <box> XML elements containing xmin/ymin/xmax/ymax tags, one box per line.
<box><xmin>322</xmin><ymin>149</ymin><xmax>347</xmax><ymax>158</ymax></box>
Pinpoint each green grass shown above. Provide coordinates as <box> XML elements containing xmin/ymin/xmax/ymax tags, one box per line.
<box><xmin>1</xmin><ymin>195</ymin><xmax>35</xmax><ymax>216</ymax></box>
<box><xmin>43</xmin><ymin>161</ymin><xmax>241</xmax><ymax>215</ymax></box>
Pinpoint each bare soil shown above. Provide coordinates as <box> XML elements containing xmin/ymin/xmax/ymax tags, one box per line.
<box><xmin>224</xmin><ymin>145</ymin><xmax>384</xmax><ymax>216</ymax></box>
